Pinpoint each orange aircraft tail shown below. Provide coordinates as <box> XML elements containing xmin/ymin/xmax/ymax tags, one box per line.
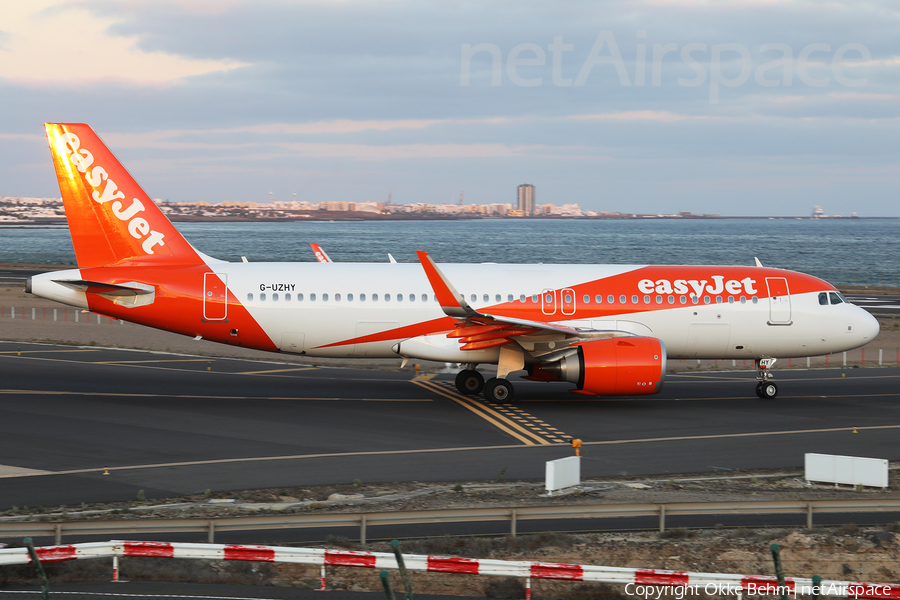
<box><xmin>45</xmin><ymin>123</ymin><xmax>203</xmax><ymax>269</ymax></box>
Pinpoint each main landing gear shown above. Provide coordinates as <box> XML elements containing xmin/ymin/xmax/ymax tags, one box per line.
<box><xmin>755</xmin><ymin>358</ymin><xmax>778</xmax><ymax>398</ymax></box>
<box><xmin>483</xmin><ymin>378</ymin><xmax>514</xmax><ymax>402</ymax></box>
<box><xmin>455</xmin><ymin>368</ymin><xmax>484</xmax><ymax>395</ymax></box>
<box><xmin>454</xmin><ymin>367</ymin><xmax>516</xmax><ymax>402</ymax></box>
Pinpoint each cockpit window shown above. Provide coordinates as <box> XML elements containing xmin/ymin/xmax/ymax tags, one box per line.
<box><xmin>829</xmin><ymin>292</ymin><xmax>844</xmax><ymax>305</ymax></box>
<box><xmin>818</xmin><ymin>292</ymin><xmax>828</xmax><ymax>306</ymax></box>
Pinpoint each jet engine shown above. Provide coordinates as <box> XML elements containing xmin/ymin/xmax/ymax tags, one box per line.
<box><xmin>540</xmin><ymin>337</ymin><xmax>666</xmax><ymax>396</ymax></box>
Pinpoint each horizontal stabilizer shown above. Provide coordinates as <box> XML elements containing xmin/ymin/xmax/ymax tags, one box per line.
<box><xmin>54</xmin><ymin>279</ymin><xmax>155</xmax><ymax>307</ymax></box>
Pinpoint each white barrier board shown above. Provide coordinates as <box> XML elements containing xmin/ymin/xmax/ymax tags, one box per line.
<box><xmin>546</xmin><ymin>456</ymin><xmax>580</xmax><ymax>494</ymax></box>
<box><xmin>805</xmin><ymin>453</ymin><xmax>888</xmax><ymax>488</ymax></box>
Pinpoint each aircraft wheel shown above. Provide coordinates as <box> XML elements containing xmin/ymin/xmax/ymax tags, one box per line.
<box><xmin>758</xmin><ymin>382</ymin><xmax>778</xmax><ymax>399</ymax></box>
<box><xmin>455</xmin><ymin>370</ymin><xmax>484</xmax><ymax>395</ymax></box>
<box><xmin>484</xmin><ymin>378</ymin><xmax>515</xmax><ymax>402</ymax></box>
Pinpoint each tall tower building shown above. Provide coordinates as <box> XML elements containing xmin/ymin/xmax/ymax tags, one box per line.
<box><xmin>517</xmin><ymin>184</ymin><xmax>535</xmax><ymax>216</ymax></box>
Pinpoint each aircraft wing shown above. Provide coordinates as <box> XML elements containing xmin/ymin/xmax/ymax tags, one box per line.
<box><xmin>416</xmin><ymin>251</ymin><xmax>583</xmax><ymax>336</ymax></box>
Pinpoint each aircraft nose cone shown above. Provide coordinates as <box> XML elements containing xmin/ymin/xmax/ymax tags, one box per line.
<box><xmin>859</xmin><ymin>309</ymin><xmax>880</xmax><ymax>342</ymax></box>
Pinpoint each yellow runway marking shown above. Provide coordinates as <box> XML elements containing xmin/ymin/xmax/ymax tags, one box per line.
<box><xmin>6</xmin><ymin>423</ymin><xmax>900</xmax><ymax>480</ymax></box>
<box><xmin>414</xmin><ymin>380</ymin><xmax>576</xmax><ymax>445</ymax></box>
<box><xmin>234</xmin><ymin>367</ymin><xmax>319</xmax><ymax>375</ymax></box>
<box><xmin>95</xmin><ymin>359</ymin><xmax>210</xmax><ymax>364</ymax></box>
<box><xmin>584</xmin><ymin>423</ymin><xmax>900</xmax><ymax>447</ymax></box>
<box><xmin>412</xmin><ymin>380</ymin><xmax>541</xmax><ymax>445</ymax></box>
<box><xmin>0</xmin><ymin>389</ymin><xmax>429</xmax><ymax>401</ymax></box>
<box><xmin>0</xmin><ymin>349</ymin><xmax>100</xmax><ymax>354</ymax></box>
<box><xmin>0</xmin><ymin>464</ymin><xmax>53</xmax><ymax>477</ymax></box>
<box><xmin>488</xmin><ymin>401</ymin><xmax>573</xmax><ymax>443</ymax></box>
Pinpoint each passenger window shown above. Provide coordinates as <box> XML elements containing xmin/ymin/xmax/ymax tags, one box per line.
<box><xmin>704</xmin><ymin>295</ymin><xmax>710</xmax><ymax>304</ymax></box>
<box><xmin>532</xmin><ymin>294</ymin><xmax>539</xmax><ymax>303</ymax></box>
<box><xmin>397</xmin><ymin>294</ymin><xmax>403</xmax><ymax>302</ymax></box>
<box><xmin>520</xmin><ymin>294</ymin><xmax>526</xmax><ymax>302</ymax></box>
<box><xmin>728</xmin><ymin>296</ymin><xmax>734</xmax><ymax>304</ymax></box>
<box><xmin>619</xmin><ymin>295</ymin><xmax>626</xmax><ymax>304</ymax></box>
<box><xmin>667</xmin><ymin>296</ymin><xmax>674</xmax><ymax>304</ymax></box>
<box><xmin>323</xmin><ymin>293</ymin><xmax>329</xmax><ymax>301</ymax></box>
<box><xmin>752</xmin><ymin>296</ymin><xmax>758</xmax><ymax>304</ymax></box>
<box><xmin>422</xmin><ymin>294</ymin><xmax>428</xmax><ymax>302</ymax></box>
<box><xmin>716</xmin><ymin>296</ymin><xmax>722</xmax><ymax>304</ymax></box>
<box><xmin>247</xmin><ymin>293</ymin><xmax>253</xmax><ymax>301</ymax></box>
<box><xmin>595</xmin><ymin>295</ymin><xmax>603</xmax><ymax>303</ymax></box>
<box><xmin>679</xmin><ymin>296</ymin><xmax>687</xmax><ymax>304</ymax></box>
<box><xmin>260</xmin><ymin>293</ymin><xmax>267</xmax><ymax>301</ymax></box>
<box><xmin>656</xmin><ymin>295</ymin><xmax>662</xmax><ymax>304</ymax></box>
<box><xmin>740</xmin><ymin>296</ymin><xmax>746</xmax><ymax>304</ymax></box>
<box><xmin>508</xmin><ymin>294</ymin><xmax>514</xmax><ymax>302</ymax></box>
<box><xmin>691</xmin><ymin>296</ymin><xmax>699</xmax><ymax>304</ymax></box>
<box><xmin>273</xmin><ymin>293</ymin><xmax>279</xmax><ymax>301</ymax></box>
<box><xmin>409</xmin><ymin>294</ymin><xmax>415</xmax><ymax>302</ymax></box>
<box><xmin>298</xmin><ymin>293</ymin><xmax>304</xmax><ymax>301</ymax></box>
<box><xmin>360</xmin><ymin>293</ymin><xmax>366</xmax><ymax>301</ymax></box>
<box><xmin>566</xmin><ymin>293</ymin><xmax>574</xmax><ymax>303</ymax></box>
<box><xmin>471</xmin><ymin>294</ymin><xmax>476</xmax><ymax>302</ymax></box>
<box><xmin>385</xmin><ymin>294</ymin><xmax>391</xmax><ymax>302</ymax></box>
<box><xmin>545</xmin><ymin>293</ymin><xmax>553</xmax><ymax>303</ymax></box>
<box><xmin>483</xmin><ymin>294</ymin><xmax>489</xmax><ymax>302</ymax></box>
<box><xmin>644</xmin><ymin>295</ymin><xmax>651</xmax><ymax>304</ymax></box>
<box><xmin>631</xmin><ymin>295</ymin><xmax>638</xmax><ymax>304</ymax></box>
<box><xmin>607</xmin><ymin>295</ymin><xmax>614</xmax><ymax>303</ymax></box>
<box><xmin>373</xmin><ymin>293</ymin><xmax>378</xmax><ymax>301</ymax></box>
<box><xmin>285</xmin><ymin>293</ymin><xmax>291</xmax><ymax>301</ymax></box>
<box><xmin>829</xmin><ymin>292</ymin><xmax>843</xmax><ymax>305</ymax></box>
<box><xmin>819</xmin><ymin>292</ymin><xmax>828</xmax><ymax>305</ymax></box>
<box><xmin>583</xmin><ymin>294</ymin><xmax>590</xmax><ymax>303</ymax></box>
<box><xmin>347</xmin><ymin>293</ymin><xmax>353</xmax><ymax>301</ymax></box>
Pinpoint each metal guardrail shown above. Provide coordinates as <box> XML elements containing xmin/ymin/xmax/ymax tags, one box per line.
<box><xmin>3</xmin><ymin>498</ymin><xmax>900</xmax><ymax>545</ymax></box>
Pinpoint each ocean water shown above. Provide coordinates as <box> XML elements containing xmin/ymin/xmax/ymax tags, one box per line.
<box><xmin>1</xmin><ymin>218</ymin><xmax>897</xmax><ymax>287</ymax></box>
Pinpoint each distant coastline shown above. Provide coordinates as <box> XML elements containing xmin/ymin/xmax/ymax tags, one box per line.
<box><xmin>3</xmin><ymin>212</ymin><xmax>893</xmax><ymax>226</ymax></box>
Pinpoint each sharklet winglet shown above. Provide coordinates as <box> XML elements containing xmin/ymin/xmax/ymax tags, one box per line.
<box><xmin>415</xmin><ymin>251</ymin><xmax>478</xmax><ymax>318</ymax></box>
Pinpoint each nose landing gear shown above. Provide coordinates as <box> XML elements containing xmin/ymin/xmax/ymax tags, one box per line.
<box><xmin>755</xmin><ymin>358</ymin><xmax>778</xmax><ymax>398</ymax></box>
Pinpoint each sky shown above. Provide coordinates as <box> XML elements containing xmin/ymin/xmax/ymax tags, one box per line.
<box><xmin>0</xmin><ymin>0</ymin><xmax>898</xmax><ymax>216</ymax></box>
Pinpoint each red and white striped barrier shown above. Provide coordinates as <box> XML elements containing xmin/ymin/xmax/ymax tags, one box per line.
<box><xmin>1</xmin><ymin>540</ymin><xmax>898</xmax><ymax>599</ymax></box>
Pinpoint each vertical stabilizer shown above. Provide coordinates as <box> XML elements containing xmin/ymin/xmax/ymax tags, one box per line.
<box><xmin>45</xmin><ymin>123</ymin><xmax>203</xmax><ymax>268</ymax></box>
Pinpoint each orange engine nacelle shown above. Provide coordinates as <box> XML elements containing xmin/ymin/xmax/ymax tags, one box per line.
<box><xmin>541</xmin><ymin>337</ymin><xmax>667</xmax><ymax>396</ymax></box>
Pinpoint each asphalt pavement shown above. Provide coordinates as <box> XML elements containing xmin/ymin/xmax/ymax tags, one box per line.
<box><xmin>2</xmin><ymin>340</ymin><xmax>899</xmax><ymax>512</ymax></box>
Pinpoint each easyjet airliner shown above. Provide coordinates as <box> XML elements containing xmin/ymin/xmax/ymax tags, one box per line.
<box><xmin>27</xmin><ymin>124</ymin><xmax>879</xmax><ymax>401</ymax></box>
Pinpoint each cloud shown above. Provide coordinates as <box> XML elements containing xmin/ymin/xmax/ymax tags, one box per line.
<box><xmin>0</xmin><ymin>0</ymin><xmax>898</xmax><ymax>216</ymax></box>
<box><xmin>0</xmin><ymin>1</ymin><xmax>248</xmax><ymax>85</ymax></box>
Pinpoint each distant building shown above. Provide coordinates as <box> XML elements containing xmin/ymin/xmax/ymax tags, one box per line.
<box><xmin>517</xmin><ymin>184</ymin><xmax>535</xmax><ymax>216</ymax></box>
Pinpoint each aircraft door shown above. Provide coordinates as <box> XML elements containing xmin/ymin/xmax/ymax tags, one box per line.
<box><xmin>541</xmin><ymin>289</ymin><xmax>557</xmax><ymax>315</ymax></box>
<box><xmin>561</xmin><ymin>288</ymin><xmax>576</xmax><ymax>315</ymax></box>
<box><xmin>203</xmin><ymin>272</ymin><xmax>228</xmax><ymax>321</ymax></box>
<box><xmin>766</xmin><ymin>277</ymin><xmax>791</xmax><ymax>324</ymax></box>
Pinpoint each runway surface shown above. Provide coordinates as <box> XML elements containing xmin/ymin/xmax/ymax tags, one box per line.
<box><xmin>2</xmin><ymin>340</ymin><xmax>900</xmax><ymax>511</ymax></box>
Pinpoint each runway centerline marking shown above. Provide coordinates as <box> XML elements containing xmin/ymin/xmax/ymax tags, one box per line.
<box><xmin>6</xmin><ymin>422</ymin><xmax>900</xmax><ymax>480</ymax></box>
<box><xmin>0</xmin><ymin>389</ymin><xmax>430</xmax><ymax>401</ymax></box>
<box><xmin>584</xmin><ymin>423</ymin><xmax>900</xmax><ymax>447</ymax></box>
<box><xmin>94</xmin><ymin>359</ymin><xmax>210</xmax><ymax>364</ymax></box>
<box><xmin>234</xmin><ymin>367</ymin><xmax>319</xmax><ymax>375</ymax></box>
<box><xmin>0</xmin><ymin>349</ymin><xmax>100</xmax><ymax>354</ymax></box>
